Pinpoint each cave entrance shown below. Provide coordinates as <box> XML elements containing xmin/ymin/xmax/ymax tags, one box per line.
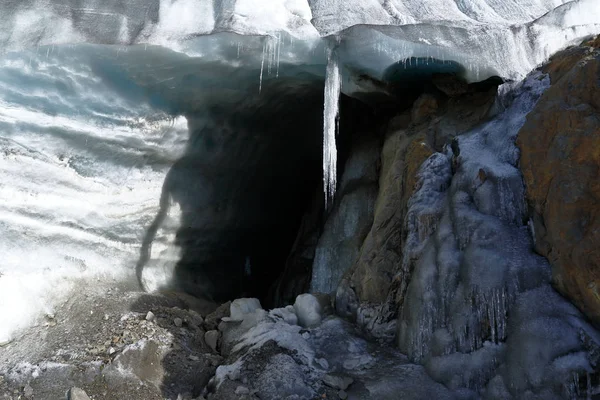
<box><xmin>157</xmin><ymin>71</ymin><xmax>379</xmax><ymax>308</ymax></box>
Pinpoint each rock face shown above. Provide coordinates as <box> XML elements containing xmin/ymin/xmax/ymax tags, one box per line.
<box><xmin>335</xmin><ymin>83</ymin><xmax>499</xmax><ymax>337</ymax></box>
<box><xmin>517</xmin><ymin>36</ymin><xmax>600</xmax><ymax>326</ymax></box>
<box><xmin>310</xmin><ymin>135</ymin><xmax>380</xmax><ymax>295</ymax></box>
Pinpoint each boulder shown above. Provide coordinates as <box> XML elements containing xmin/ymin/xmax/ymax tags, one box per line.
<box><xmin>229</xmin><ymin>298</ymin><xmax>262</xmax><ymax>321</ymax></box>
<box><xmin>294</xmin><ymin>294</ymin><xmax>323</xmax><ymax>328</ymax></box>
<box><xmin>517</xmin><ymin>37</ymin><xmax>600</xmax><ymax>325</ymax></box>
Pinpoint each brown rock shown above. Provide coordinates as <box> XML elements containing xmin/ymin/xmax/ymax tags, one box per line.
<box><xmin>411</xmin><ymin>93</ymin><xmax>438</xmax><ymax>124</ymax></box>
<box><xmin>337</xmin><ymin>85</ymin><xmax>498</xmax><ymax>329</ymax></box>
<box><xmin>517</xmin><ymin>40</ymin><xmax>600</xmax><ymax>325</ymax></box>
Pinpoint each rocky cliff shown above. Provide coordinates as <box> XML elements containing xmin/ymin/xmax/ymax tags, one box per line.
<box><xmin>518</xmin><ymin>36</ymin><xmax>600</xmax><ymax>327</ymax></box>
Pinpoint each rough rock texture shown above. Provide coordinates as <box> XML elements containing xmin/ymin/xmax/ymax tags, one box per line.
<box><xmin>0</xmin><ymin>286</ymin><xmax>221</xmax><ymax>400</ymax></box>
<box><xmin>336</xmin><ymin>83</ymin><xmax>499</xmax><ymax>338</ymax></box>
<box><xmin>209</xmin><ymin>302</ymin><xmax>455</xmax><ymax>400</ymax></box>
<box><xmin>517</xmin><ymin>36</ymin><xmax>600</xmax><ymax>326</ymax></box>
<box><xmin>310</xmin><ymin>135</ymin><xmax>380</xmax><ymax>295</ymax></box>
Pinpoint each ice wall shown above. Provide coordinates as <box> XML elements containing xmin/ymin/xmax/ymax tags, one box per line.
<box><xmin>397</xmin><ymin>72</ymin><xmax>600</xmax><ymax>397</ymax></box>
<box><xmin>1</xmin><ymin>0</ymin><xmax>599</xmax><ymax>86</ymax></box>
<box><xmin>0</xmin><ymin>45</ymin><xmax>190</xmax><ymax>344</ymax></box>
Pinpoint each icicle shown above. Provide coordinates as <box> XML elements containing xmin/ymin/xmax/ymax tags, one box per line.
<box><xmin>322</xmin><ymin>41</ymin><xmax>341</xmax><ymax>207</ymax></box>
<box><xmin>259</xmin><ymin>40</ymin><xmax>266</xmax><ymax>94</ymax></box>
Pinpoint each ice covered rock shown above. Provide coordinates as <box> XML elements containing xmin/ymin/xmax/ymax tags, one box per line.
<box><xmin>323</xmin><ymin>374</ymin><xmax>354</xmax><ymax>390</ymax></box>
<box><xmin>294</xmin><ymin>294</ymin><xmax>325</xmax><ymax>328</ymax></box>
<box><xmin>229</xmin><ymin>298</ymin><xmax>263</xmax><ymax>321</ymax></box>
<box><xmin>269</xmin><ymin>306</ymin><xmax>298</xmax><ymax>326</ymax></box>
<box><xmin>392</xmin><ymin>69</ymin><xmax>600</xmax><ymax>397</ymax></box>
<box><xmin>311</xmin><ymin>135</ymin><xmax>379</xmax><ymax>295</ymax></box>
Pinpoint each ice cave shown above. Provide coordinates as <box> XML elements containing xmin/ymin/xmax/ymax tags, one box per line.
<box><xmin>0</xmin><ymin>1</ymin><xmax>600</xmax><ymax>399</ymax></box>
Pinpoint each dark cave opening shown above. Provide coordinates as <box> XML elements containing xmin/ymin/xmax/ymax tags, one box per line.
<box><xmin>129</xmin><ymin>50</ymin><xmax>486</xmax><ymax>308</ymax></box>
<box><xmin>145</xmin><ymin>75</ymin><xmax>380</xmax><ymax>308</ymax></box>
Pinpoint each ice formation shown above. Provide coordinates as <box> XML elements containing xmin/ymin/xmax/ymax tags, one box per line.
<box><xmin>397</xmin><ymin>72</ymin><xmax>600</xmax><ymax>397</ymax></box>
<box><xmin>322</xmin><ymin>43</ymin><xmax>341</xmax><ymax>205</ymax></box>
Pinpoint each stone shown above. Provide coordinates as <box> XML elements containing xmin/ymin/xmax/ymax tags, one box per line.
<box><xmin>315</xmin><ymin>358</ymin><xmax>329</xmax><ymax>370</ymax></box>
<box><xmin>294</xmin><ymin>294</ymin><xmax>323</xmax><ymax>328</ymax></box>
<box><xmin>411</xmin><ymin>93</ymin><xmax>438</xmax><ymax>124</ymax></box>
<box><xmin>205</xmin><ymin>330</ymin><xmax>220</xmax><ymax>353</ymax></box>
<box><xmin>67</xmin><ymin>387</ymin><xmax>91</xmax><ymax>400</ymax></box>
<box><xmin>229</xmin><ymin>298</ymin><xmax>262</xmax><ymax>321</ymax></box>
<box><xmin>235</xmin><ymin>386</ymin><xmax>250</xmax><ymax>395</ymax></box>
<box><xmin>310</xmin><ymin>137</ymin><xmax>380</xmax><ymax>295</ymax></box>
<box><xmin>174</xmin><ymin>317</ymin><xmax>183</xmax><ymax>327</ymax></box>
<box><xmin>517</xmin><ymin>38</ymin><xmax>600</xmax><ymax>325</ymax></box>
<box><xmin>23</xmin><ymin>384</ymin><xmax>33</xmax><ymax>398</ymax></box>
<box><xmin>204</xmin><ymin>301</ymin><xmax>231</xmax><ymax>331</ymax></box>
<box><xmin>145</xmin><ymin>311</ymin><xmax>155</xmax><ymax>322</ymax></box>
<box><xmin>338</xmin><ymin>390</ymin><xmax>348</xmax><ymax>399</ymax></box>
<box><xmin>323</xmin><ymin>374</ymin><xmax>353</xmax><ymax>390</ymax></box>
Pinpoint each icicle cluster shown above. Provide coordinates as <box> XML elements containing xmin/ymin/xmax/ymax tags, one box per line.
<box><xmin>258</xmin><ymin>34</ymin><xmax>283</xmax><ymax>93</ymax></box>
<box><xmin>322</xmin><ymin>44</ymin><xmax>341</xmax><ymax>207</ymax></box>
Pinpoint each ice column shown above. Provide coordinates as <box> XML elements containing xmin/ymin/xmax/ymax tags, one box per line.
<box><xmin>323</xmin><ymin>43</ymin><xmax>341</xmax><ymax>207</ymax></box>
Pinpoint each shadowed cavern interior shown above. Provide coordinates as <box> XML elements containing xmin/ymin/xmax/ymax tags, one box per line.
<box><xmin>131</xmin><ymin>51</ymin><xmax>490</xmax><ymax>308</ymax></box>
<box><xmin>133</xmin><ymin>65</ymin><xmax>383</xmax><ymax>307</ymax></box>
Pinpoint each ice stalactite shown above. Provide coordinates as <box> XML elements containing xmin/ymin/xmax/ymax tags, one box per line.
<box><xmin>322</xmin><ymin>43</ymin><xmax>341</xmax><ymax>207</ymax></box>
<box><xmin>258</xmin><ymin>34</ymin><xmax>283</xmax><ymax>94</ymax></box>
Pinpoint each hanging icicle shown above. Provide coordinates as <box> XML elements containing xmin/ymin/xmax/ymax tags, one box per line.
<box><xmin>322</xmin><ymin>41</ymin><xmax>341</xmax><ymax>208</ymax></box>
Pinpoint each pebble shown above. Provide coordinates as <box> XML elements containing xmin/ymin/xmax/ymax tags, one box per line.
<box><xmin>338</xmin><ymin>390</ymin><xmax>348</xmax><ymax>399</ymax></box>
<box><xmin>235</xmin><ymin>386</ymin><xmax>250</xmax><ymax>395</ymax></box>
<box><xmin>174</xmin><ymin>318</ymin><xmax>183</xmax><ymax>327</ymax></box>
<box><xmin>323</xmin><ymin>374</ymin><xmax>354</xmax><ymax>390</ymax></box>
<box><xmin>301</xmin><ymin>332</ymin><xmax>311</xmax><ymax>340</ymax></box>
<box><xmin>316</xmin><ymin>358</ymin><xmax>329</xmax><ymax>370</ymax></box>
<box><xmin>68</xmin><ymin>387</ymin><xmax>92</xmax><ymax>400</ymax></box>
<box><xmin>145</xmin><ymin>311</ymin><xmax>155</xmax><ymax>322</ymax></box>
<box><xmin>23</xmin><ymin>384</ymin><xmax>33</xmax><ymax>398</ymax></box>
<box><xmin>204</xmin><ymin>330</ymin><xmax>219</xmax><ymax>352</ymax></box>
